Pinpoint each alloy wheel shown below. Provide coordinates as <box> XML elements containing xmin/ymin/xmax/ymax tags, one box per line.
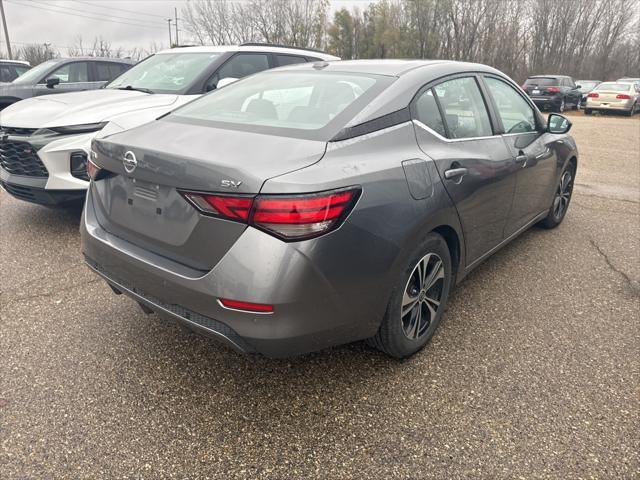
<box><xmin>401</xmin><ymin>253</ymin><xmax>445</xmax><ymax>340</ymax></box>
<box><xmin>552</xmin><ymin>170</ymin><xmax>573</xmax><ymax>219</ymax></box>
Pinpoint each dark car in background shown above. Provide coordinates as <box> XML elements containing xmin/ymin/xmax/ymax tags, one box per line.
<box><xmin>522</xmin><ymin>75</ymin><xmax>582</xmax><ymax>112</ymax></box>
<box><xmin>0</xmin><ymin>60</ymin><xmax>31</xmax><ymax>83</ymax></box>
<box><xmin>575</xmin><ymin>79</ymin><xmax>601</xmax><ymax>108</ymax></box>
<box><xmin>0</xmin><ymin>57</ymin><xmax>133</xmax><ymax>110</ymax></box>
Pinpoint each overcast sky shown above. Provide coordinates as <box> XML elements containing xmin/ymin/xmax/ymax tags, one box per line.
<box><xmin>1</xmin><ymin>0</ymin><xmax>369</xmax><ymax>57</ymax></box>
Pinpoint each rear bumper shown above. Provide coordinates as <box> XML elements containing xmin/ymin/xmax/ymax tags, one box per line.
<box><xmin>585</xmin><ymin>103</ymin><xmax>634</xmax><ymax>112</ymax></box>
<box><xmin>80</xmin><ymin>187</ymin><xmax>388</xmax><ymax>357</ymax></box>
<box><xmin>531</xmin><ymin>96</ymin><xmax>561</xmax><ymax>109</ymax></box>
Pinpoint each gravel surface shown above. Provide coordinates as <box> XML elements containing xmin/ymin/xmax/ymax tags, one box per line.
<box><xmin>1</xmin><ymin>113</ymin><xmax>639</xmax><ymax>479</ymax></box>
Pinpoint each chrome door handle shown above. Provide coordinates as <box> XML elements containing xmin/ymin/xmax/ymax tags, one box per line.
<box><xmin>444</xmin><ymin>167</ymin><xmax>468</xmax><ymax>180</ymax></box>
<box><xmin>515</xmin><ymin>154</ymin><xmax>528</xmax><ymax>163</ymax></box>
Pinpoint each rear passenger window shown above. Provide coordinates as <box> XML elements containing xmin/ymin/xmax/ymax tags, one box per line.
<box><xmin>414</xmin><ymin>89</ymin><xmax>446</xmax><ymax>137</ymax></box>
<box><xmin>433</xmin><ymin>77</ymin><xmax>493</xmax><ymax>139</ymax></box>
<box><xmin>276</xmin><ymin>55</ymin><xmax>307</xmax><ymax>66</ymax></box>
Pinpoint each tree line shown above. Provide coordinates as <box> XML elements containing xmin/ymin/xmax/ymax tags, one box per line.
<box><xmin>4</xmin><ymin>0</ymin><xmax>638</xmax><ymax>82</ymax></box>
<box><xmin>183</xmin><ymin>0</ymin><xmax>640</xmax><ymax>82</ymax></box>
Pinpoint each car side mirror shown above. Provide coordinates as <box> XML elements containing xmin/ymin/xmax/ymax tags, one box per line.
<box><xmin>46</xmin><ymin>77</ymin><xmax>60</xmax><ymax>89</ymax></box>
<box><xmin>547</xmin><ymin>114</ymin><xmax>572</xmax><ymax>134</ymax></box>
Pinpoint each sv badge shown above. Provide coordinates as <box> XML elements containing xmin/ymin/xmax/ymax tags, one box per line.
<box><xmin>221</xmin><ymin>179</ymin><xmax>242</xmax><ymax>188</ymax></box>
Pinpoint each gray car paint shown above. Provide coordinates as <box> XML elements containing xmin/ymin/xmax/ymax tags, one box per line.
<box><xmin>0</xmin><ymin>57</ymin><xmax>133</xmax><ymax>110</ymax></box>
<box><xmin>81</xmin><ymin>60</ymin><xmax>578</xmax><ymax>357</ymax></box>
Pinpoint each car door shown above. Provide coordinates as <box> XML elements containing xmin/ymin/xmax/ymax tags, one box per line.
<box><xmin>482</xmin><ymin>75</ymin><xmax>558</xmax><ymax>236</ymax></box>
<box><xmin>412</xmin><ymin>75</ymin><xmax>518</xmax><ymax>265</ymax></box>
<box><xmin>33</xmin><ymin>61</ymin><xmax>94</xmax><ymax>96</ymax></box>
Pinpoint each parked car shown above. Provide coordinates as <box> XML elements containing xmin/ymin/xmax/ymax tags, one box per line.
<box><xmin>521</xmin><ymin>75</ymin><xmax>582</xmax><ymax>112</ymax></box>
<box><xmin>0</xmin><ymin>59</ymin><xmax>31</xmax><ymax>83</ymax></box>
<box><xmin>574</xmin><ymin>79</ymin><xmax>601</xmax><ymax>108</ymax></box>
<box><xmin>618</xmin><ymin>77</ymin><xmax>640</xmax><ymax>87</ymax></box>
<box><xmin>584</xmin><ymin>81</ymin><xmax>640</xmax><ymax>116</ymax></box>
<box><xmin>0</xmin><ymin>45</ymin><xmax>339</xmax><ymax>205</ymax></box>
<box><xmin>0</xmin><ymin>57</ymin><xmax>133</xmax><ymax>110</ymax></box>
<box><xmin>81</xmin><ymin>60</ymin><xmax>578</xmax><ymax>358</ymax></box>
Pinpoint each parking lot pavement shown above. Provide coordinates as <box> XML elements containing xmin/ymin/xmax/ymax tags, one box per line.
<box><xmin>1</xmin><ymin>114</ymin><xmax>638</xmax><ymax>479</ymax></box>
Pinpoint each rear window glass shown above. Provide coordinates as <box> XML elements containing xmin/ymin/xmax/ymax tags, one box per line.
<box><xmin>595</xmin><ymin>83</ymin><xmax>632</xmax><ymax>92</ymax></box>
<box><xmin>524</xmin><ymin>77</ymin><xmax>559</xmax><ymax>87</ymax></box>
<box><xmin>172</xmin><ymin>70</ymin><xmax>391</xmax><ymax>139</ymax></box>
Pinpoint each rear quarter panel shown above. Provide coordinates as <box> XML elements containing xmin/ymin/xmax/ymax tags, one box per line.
<box><xmin>261</xmin><ymin>122</ymin><xmax>463</xmax><ymax>333</ymax></box>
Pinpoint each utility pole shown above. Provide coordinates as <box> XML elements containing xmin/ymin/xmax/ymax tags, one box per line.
<box><xmin>0</xmin><ymin>0</ymin><xmax>12</xmax><ymax>59</ymax></box>
<box><xmin>167</xmin><ymin>18</ymin><xmax>172</xmax><ymax>47</ymax></box>
<box><xmin>174</xmin><ymin>7</ymin><xmax>179</xmax><ymax>47</ymax></box>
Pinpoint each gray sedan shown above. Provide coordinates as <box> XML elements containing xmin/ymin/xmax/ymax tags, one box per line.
<box><xmin>81</xmin><ymin>60</ymin><xmax>578</xmax><ymax>358</ymax></box>
<box><xmin>0</xmin><ymin>57</ymin><xmax>133</xmax><ymax>110</ymax></box>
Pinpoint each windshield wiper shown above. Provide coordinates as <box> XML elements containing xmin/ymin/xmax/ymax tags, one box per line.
<box><xmin>115</xmin><ymin>85</ymin><xmax>154</xmax><ymax>94</ymax></box>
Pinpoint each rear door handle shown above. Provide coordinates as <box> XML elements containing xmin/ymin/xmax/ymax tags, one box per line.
<box><xmin>444</xmin><ymin>167</ymin><xmax>468</xmax><ymax>180</ymax></box>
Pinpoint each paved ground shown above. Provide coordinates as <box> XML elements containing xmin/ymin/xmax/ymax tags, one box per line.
<box><xmin>1</xmin><ymin>113</ymin><xmax>638</xmax><ymax>479</ymax></box>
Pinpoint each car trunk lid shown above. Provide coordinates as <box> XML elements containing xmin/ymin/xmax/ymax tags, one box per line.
<box><xmin>90</xmin><ymin>118</ymin><xmax>326</xmax><ymax>270</ymax></box>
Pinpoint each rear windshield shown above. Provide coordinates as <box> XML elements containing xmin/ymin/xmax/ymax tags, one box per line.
<box><xmin>170</xmin><ymin>70</ymin><xmax>394</xmax><ymax>140</ymax></box>
<box><xmin>595</xmin><ymin>83</ymin><xmax>632</xmax><ymax>92</ymax></box>
<box><xmin>524</xmin><ymin>77</ymin><xmax>559</xmax><ymax>87</ymax></box>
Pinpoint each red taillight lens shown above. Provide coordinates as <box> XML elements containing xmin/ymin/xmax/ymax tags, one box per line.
<box><xmin>616</xmin><ymin>94</ymin><xmax>631</xmax><ymax>99</ymax></box>
<box><xmin>587</xmin><ymin>92</ymin><xmax>599</xmax><ymax>98</ymax></box>
<box><xmin>251</xmin><ymin>188</ymin><xmax>360</xmax><ymax>240</ymax></box>
<box><xmin>546</xmin><ymin>87</ymin><xmax>560</xmax><ymax>93</ymax></box>
<box><xmin>87</xmin><ymin>158</ymin><xmax>109</xmax><ymax>181</ymax></box>
<box><xmin>218</xmin><ymin>298</ymin><xmax>274</xmax><ymax>313</ymax></box>
<box><xmin>181</xmin><ymin>193</ymin><xmax>253</xmax><ymax>222</ymax></box>
<box><xmin>180</xmin><ymin>187</ymin><xmax>361</xmax><ymax>241</ymax></box>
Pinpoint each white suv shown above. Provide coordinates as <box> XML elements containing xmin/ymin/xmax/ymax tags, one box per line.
<box><xmin>0</xmin><ymin>45</ymin><xmax>338</xmax><ymax>205</ymax></box>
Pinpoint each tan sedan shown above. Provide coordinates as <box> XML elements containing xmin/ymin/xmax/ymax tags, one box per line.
<box><xmin>584</xmin><ymin>82</ymin><xmax>640</xmax><ymax>116</ymax></box>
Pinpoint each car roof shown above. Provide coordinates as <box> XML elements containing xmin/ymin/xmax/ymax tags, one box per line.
<box><xmin>528</xmin><ymin>75</ymin><xmax>570</xmax><ymax>78</ymax></box>
<box><xmin>0</xmin><ymin>59</ymin><xmax>30</xmax><ymax>66</ymax></box>
<box><xmin>274</xmin><ymin>59</ymin><xmax>499</xmax><ymax>77</ymax></box>
<box><xmin>155</xmin><ymin>45</ymin><xmax>339</xmax><ymax>61</ymax></box>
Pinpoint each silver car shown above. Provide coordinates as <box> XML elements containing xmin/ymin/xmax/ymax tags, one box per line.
<box><xmin>81</xmin><ymin>60</ymin><xmax>578</xmax><ymax>358</ymax></box>
<box><xmin>584</xmin><ymin>81</ymin><xmax>640</xmax><ymax>116</ymax></box>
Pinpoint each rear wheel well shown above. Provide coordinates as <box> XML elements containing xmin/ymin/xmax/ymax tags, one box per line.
<box><xmin>568</xmin><ymin>156</ymin><xmax>578</xmax><ymax>172</ymax></box>
<box><xmin>432</xmin><ymin>225</ymin><xmax>461</xmax><ymax>282</ymax></box>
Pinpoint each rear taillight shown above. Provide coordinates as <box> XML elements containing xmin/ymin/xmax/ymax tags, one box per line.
<box><xmin>546</xmin><ymin>87</ymin><xmax>561</xmax><ymax>93</ymax></box>
<box><xmin>616</xmin><ymin>94</ymin><xmax>631</xmax><ymax>99</ymax></box>
<box><xmin>86</xmin><ymin>158</ymin><xmax>110</xmax><ymax>181</ymax></box>
<box><xmin>587</xmin><ymin>92</ymin><xmax>599</xmax><ymax>98</ymax></box>
<box><xmin>182</xmin><ymin>193</ymin><xmax>252</xmax><ymax>221</ymax></box>
<box><xmin>180</xmin><ymin>187</ymin><xmax>361</xmax><ymax>241</ymax></box>
<box><xmin>252</xmin><ymin>188</ymin><xmax>360</xmax><ymax>240</ymax></box>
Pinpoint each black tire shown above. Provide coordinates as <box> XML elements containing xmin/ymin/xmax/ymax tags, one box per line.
<box><xmin>368</xmin><ymin>232</ymin><xmax>453</xmax><ymax>358</ymax></box>
<box><xmin>584</xmin><ymin>108</ymin><xmax>592</xmax><ymax>115</ymax></box>
<box><xmin>626</xmin><ymin>104</ymin><xmax>635</xmax><ymax>116</ymax></box>
<box><xmin>539</xmin><ymin>162</ymin><xmax>576</xmax><ymax>229</ymax></box>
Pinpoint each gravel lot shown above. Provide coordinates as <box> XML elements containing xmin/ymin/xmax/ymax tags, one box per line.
<box><xmin>1</xmin><ymin>113</ymin><xmax>638</xmax><ymax>479</ymax></box>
